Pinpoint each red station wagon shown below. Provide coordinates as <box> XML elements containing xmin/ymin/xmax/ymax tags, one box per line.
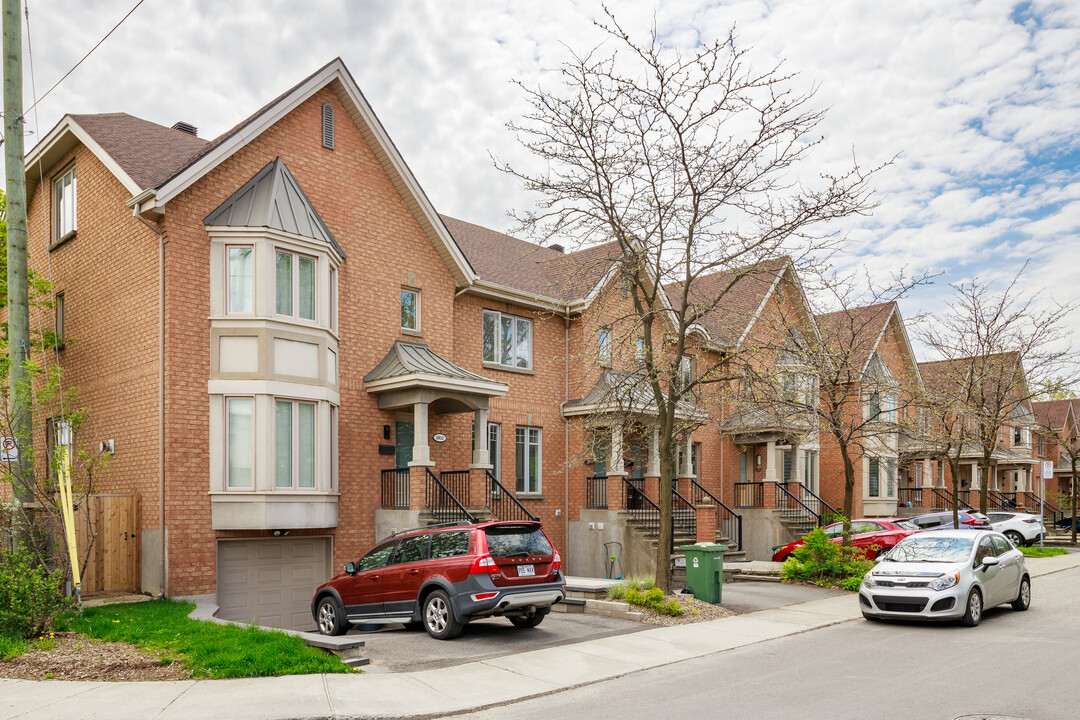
<box><xmin>312</xmin><ymin>520</ymin><xmax>565</xmax><ymax>640</ymax></box>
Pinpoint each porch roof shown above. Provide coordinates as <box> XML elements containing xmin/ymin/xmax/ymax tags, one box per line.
<box><xmin>721</xmin><ymin>405</ymin><xmax>814</xmax><ymax>443</ymax></box>
<box><xmin>562</xmin><ymin>369</ymin><xmax>703</xmax><ymax>420</ymax></box>
<box><xmin>363</xmin><ymin>341</ymin><xmax>508</xmax><ymax>410</ymax></box>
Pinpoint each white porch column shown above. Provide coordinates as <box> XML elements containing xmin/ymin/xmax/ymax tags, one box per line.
<box><xmin>971</xmin><ymin>462</ymin><xmax>981</xmax><ymax>490</ymax></box>
<box><xmin>794</xmin><ymin>447</ymin><xmax>805</xmax><ymax>485</ymax></box>
<box><xmin>763</xmin><ymin>440</ymin><xmax>780</xmax><ymax>483</ymax></box>
<box><xmin>680</xmin><ymin>433</ymin><xmax>694</xmax><ymax>478</ymax></box>
<box><xmin>470</xmin><ymin>408</ymin><xmax>491</xmax><ymax>468</ymax></box>
<box><xmin>609</xmin><ymin>425</ymin><xmax>627</xmax><ymax>476</ymax></box>
<box><xmin>647</xmin><ymin>424</ymin><xmax>661</xmax><ymax>476</ymax></box>
<box><xmin>409</xmin><ymin>401</ymin><xmax>433</xmax><ymax>466</ymax></box>
<box><xmin>921</xmin><ymin>458</ymin><xmax>931</xmax><ymax>488</ymax></box>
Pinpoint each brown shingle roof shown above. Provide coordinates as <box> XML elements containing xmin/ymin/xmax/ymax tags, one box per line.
<box><xmin>664</xmin><ymin>257</ymin><xmax>789</xmax><ymax>349</ymax></box>
<box><xmin>69</xmin><ymin>113</ymin><xmax>208</xmax><ymax>190</ymax></box>
<box><xmin>815</xmin><ymin>302</ymin><xmax>894</xmax><ymax>373</ymax></box>
<box><xmin>1034</xmin><ymin>398</ymin><xmax>1074</xmax><ymax>430</ymax></box>
<box><xmin>440</xmin><ymin>215</ymin><xmax>620</xmax><ymax>301</ymax></box>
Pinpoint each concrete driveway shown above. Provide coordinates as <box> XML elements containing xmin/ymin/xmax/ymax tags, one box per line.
<box><xmin>353</xmin><ymin>613</ymin><xmax>647</xmax><ymax>673</ymax></box>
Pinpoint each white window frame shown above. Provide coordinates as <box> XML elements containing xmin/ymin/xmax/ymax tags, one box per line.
<box><xmin>274</xmin><ymin>398</ymin><xmax>317</xmax><ymax>490</ymax></box>
<box><xmin>401</xmin><ymin>287</ymin><xmax>420</xmax><ymax>333</ymax></box>
<box><xmin>226</xmin><ymin>396</ymin><xmax>254</xmax><ymax>489</ymax></box>
<box><xmin>516</xmin><ymin>426</ymin><xmax>542</xmax><ymax>494</ymax></box>
<box><xmin>329</xmin><ymin>267</ymin><xmax>338</xmax><ymax>332</ymax></box>
<box><xmin>275</xmin><ymin>248</ymin><xmax>317</xmax><ymax>322</ymax></box>
<box><xmin>226</xmin><ymin>245</ymin><xmax>254</xmax><ymax>315</ymax></box>
<box><xmin>598</xmin><ymin>327</ymin><xmax>612</xmax><ymax>367</ymax></box>
<box><xmin>53</xmin><ymin>164</ymin><xmax>77</xmax><ymax>243</ymax></box>
<box><xmin>54</xmin><ymin>291</ymin><xmax>66</xmax><ymax>350</ymax></box>
<box><xmin>867</xmin><ymin>457</ymin><xmax>896</xmax><ymax>499</ymax></box>
<box><xmin>482</xmin><ymin>309</ymin><xmax>533</xmax><ymax>370</ymax></box>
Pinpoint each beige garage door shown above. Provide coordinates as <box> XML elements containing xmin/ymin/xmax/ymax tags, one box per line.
<box><xmin>217</xmin><ymin>537</ymin><xmax>331</xmax><ymax>631</ymax></box>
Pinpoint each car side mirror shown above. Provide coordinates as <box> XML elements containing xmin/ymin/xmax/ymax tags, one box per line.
<box><xmin>981</xmin><ymin>556</ymin><xmax>1000</xmax><ymax>569</ymax></box>
<box><xmin>344</xmin><ymin>562</ymin><xmax>356</xmax><ymax>575</ymax></box>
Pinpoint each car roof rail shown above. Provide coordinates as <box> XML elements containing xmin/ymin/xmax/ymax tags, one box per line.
<box><xmin>381</xmin><ymin>520</ymin><xmax>474</xmax><ymax>541</ymax></box>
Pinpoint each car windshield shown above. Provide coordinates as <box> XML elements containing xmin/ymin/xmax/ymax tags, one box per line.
<box><xmin>484</xmin><ymin>525</ymin><xmax>553</xmax><ymax>558</ymax></box>
<box><xmin>892</xmin><ymin>520</ymin><xmax>919</xmax><ymax>530</ymax></box>
<box><xmin>885</xmin><ymin>536</ymin><xmax>974</xmax><ymax>563</ymax></box>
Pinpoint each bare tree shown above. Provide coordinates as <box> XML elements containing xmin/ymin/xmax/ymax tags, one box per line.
<box><xmin>500</xmin><ymin>12</ymin><xmax>879</xmax><ymax>590</ymax></box>
<box><xmin>1034</xmin><ymin>401</ymin><xmax>1079</xmax><ymax>545</ymax></box>
<box><xmin>745</xmin><ymin>271</ymin><xmax>926</xmax><ymax>549</ymax></box>
<box><xmin>920</xmin><ymin>268</ymin><xmax>1077</xmax><ymax>515</ymax></box>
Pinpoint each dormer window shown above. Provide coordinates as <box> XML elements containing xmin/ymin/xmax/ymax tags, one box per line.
<box><xmin>53</xmin><ymin>164</ymin><xmax>77</xmax><ymax>245</ymax></box>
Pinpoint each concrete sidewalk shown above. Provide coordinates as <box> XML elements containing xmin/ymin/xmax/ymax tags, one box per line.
<box><xmin>4</xmin><ymin>551</ymin><xmax>1077</xmax><ymax>720</ymax></box>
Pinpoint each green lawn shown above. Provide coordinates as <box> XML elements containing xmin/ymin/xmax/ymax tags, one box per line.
<box><xmin>67</xmin><ymin>599</ymin><xmax>353</xmax><ymax>678</ymax></box>
<box><xmin>1018</xmin><ymin>546</ymin><xmax>1069</xmax><ymax>558</ymax></box>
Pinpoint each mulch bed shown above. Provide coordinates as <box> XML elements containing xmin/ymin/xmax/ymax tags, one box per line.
<box><xmin>636</xmin><ymin>592</ymin><xmax>735</xmax><ymax>626</ymax></box>
<box><xmin>0</xmin><ymin>632</ymin><xmax>189</xmax><ymax>682</ymax></box>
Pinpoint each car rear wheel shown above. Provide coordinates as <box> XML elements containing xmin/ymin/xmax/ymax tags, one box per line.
<box><xmin>316</xmin><ymin>596</ymin><xmax>349</xmax><ymax>636</ymax></box>
<box><xmin>1012</xmin><ymin>576</ymin><xmax>1031</xmax><ymax>612</ymax></box>
<box><xmin>509</xmin><ymin>612</ymin><xmax>546</xmax><ymax>629</ymax></box>
<box><xmin>423</xmin><ymin>590</ymin><xmax>463</xmax><ymax>640</ymax></box>
<box><xmin>1005</xmin><ymin>531</ymin><xmax>1025</xmax><ymax>548</ymax></box>
<box><xmin>961</xmin><ymin>588</ymin><xmax>983</xmax><ymax>627</ymax></box>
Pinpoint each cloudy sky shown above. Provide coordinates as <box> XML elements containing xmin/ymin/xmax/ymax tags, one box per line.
<box><xmin>15</xmin><ymin>0</ymin><xmax>1080</xmax><ymax>366</ymax></box>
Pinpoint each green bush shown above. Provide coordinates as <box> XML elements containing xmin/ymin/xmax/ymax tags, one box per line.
<box><xmin>621</xmin><ymin>583</ymin><xmax>684</xmax><ymax>616</ymax></box>
<box><xmin>780</xmin><ymin>527</ymin><xmax>874</xmax><ymax>592</ymax></box>
<box><xmin>0</xmin><ymin>545</ymin><xmax>76</xmax><ymax>639</ymax></box>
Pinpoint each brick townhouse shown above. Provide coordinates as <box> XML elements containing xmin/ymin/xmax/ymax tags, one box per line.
<box><xmin>1033</xmin><ymin>398</ymin><xmax>1078</xmax><ymax>506</ymax></box>
<box><xmin>20</xmin><ymin>57</ymin><xmax>1060</xmax><ymax>628</ymax></box>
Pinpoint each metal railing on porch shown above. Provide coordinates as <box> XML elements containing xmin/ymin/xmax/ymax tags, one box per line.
<box><xmin>486</xmin><ymin>470</ymin><xmax>538</xmax><ymax>522</ymax></box>
<box><xmin>585</xmin><ymin>475</ymin><xmax>608</xmax><ymax>509</ymax></box>
<box><xmin>426</xmin><ymin>469</ymin><xmax>476</xmax><ymax>524</ymax></box>
<box><xmin>622</xmin><ymin>478</ymin><xmax>660</xmax><ymax>539</ymax></box>
<box><xmin>774</xmin><ymin>482</ymin><xmax>825</xmax><ymax>529</ymax></box>
<box><xmin>1004</xmin><ymin>491</ymin><xmax>1064</xmax><ymax>525</ymax></box>
<box><xmin>439</xmin><ymin>470</ymin><xmax>471</xmax><ymax>508</ymax></box>
<box><xmin>690</xmin><ymin>479</ymin><xmax>742</xmax><ymax>551</ymax></box>
<box><xmin>783</xmin><ymin>482</ymin><xmax>840</xmax><ymax>522</ymax></box>
<box><xmin>380</xmin><ymin>468</ymin><xmax>410</xmax><ymax>508</ymax></box>
<box><xmin>672</xmin><ymin>488</ymin><xmax>697</xmax><ymax>539</ymax></box>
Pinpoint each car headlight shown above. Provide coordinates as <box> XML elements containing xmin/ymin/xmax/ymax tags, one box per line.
<box><xmin>931</xmin><ymin>571</ymin><xmax>959</xmax><ymax>591</ymax></box>
<box><xmin>862</xmin><ymin>574</ymin><xmax>876</xmax><ymax>588</ymax></box>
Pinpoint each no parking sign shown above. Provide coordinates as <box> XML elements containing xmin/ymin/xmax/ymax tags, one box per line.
<box><xmin>1</xmin><ymin>437</ymin><xmax>17</xmax><ymax>462</ymax></box>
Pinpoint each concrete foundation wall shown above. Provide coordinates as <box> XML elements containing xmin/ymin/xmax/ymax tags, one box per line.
<box><xmin>740</xmin><ymin>509</ymin><xmax>792</xmax><ymax>561</ymax></box>
<box><xmin>567</xmin><ymin>510</ymin><xmax>656</xmax><ymax>579</ymax></box>
<box><xmin>374</xmin><ymin>509</ymin><xmax>421</xmax><ymax>546</ymax></box>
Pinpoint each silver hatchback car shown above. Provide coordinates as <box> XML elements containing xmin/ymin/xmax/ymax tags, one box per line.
<box><xmin>860</xmin><ymin>529</ymin><xmax>1030</xmax><ymax>626</ymax></box>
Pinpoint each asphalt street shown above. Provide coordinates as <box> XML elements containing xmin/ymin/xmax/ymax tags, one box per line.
<box><xmin>450</xmin><ymin>566</ymin><xmax>1079</xmax><ymax>720</ymax></box>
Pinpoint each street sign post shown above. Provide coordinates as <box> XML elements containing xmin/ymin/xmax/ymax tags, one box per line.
<box><xmin>1041</xmin><ymin>461</ymin><xmax>1054</xmax><ymax>548</ymax></box>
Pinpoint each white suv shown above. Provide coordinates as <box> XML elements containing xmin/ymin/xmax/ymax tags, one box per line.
<box><xmin>986</xmin><ymin>512</ymin><xmax>1045</xmax><ymax>547</ymax></box>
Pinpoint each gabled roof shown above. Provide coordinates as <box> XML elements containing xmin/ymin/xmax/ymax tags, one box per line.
<box><xmin>204</xmin><ymin>158</ymin><xmax>344</xmax><ymax>258</ymax></box>
<box><xmin>440</xmin><ymin>215</ymin><xmax>621</xmax><ymax>305</ymax></box>
<box><xmin>815</xmin><ymin>302</ymin><xmax>893</xmax><ymax>372</ymax></box>
<box><xmin>663</xmin><ymin>257</ymin><xmax>790</xmax><ymax>350</ymax></box>
<box><xmin>1033</xmin><ymin>398</ymin><xmax>1075</xmax><ymax>431</ymax></box>
<box><xmin>562</xmin><ymin>369</ymin><xmax>702</xmax><ymax>420</ymax></box>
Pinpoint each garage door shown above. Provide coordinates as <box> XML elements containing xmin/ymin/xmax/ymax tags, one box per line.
<box><xmin>216</xmin><ymin>537</ymin><xmax>331</xmax><ymax>631</ymax></box>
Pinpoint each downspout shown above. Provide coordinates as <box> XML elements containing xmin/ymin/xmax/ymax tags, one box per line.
<box><xmin>132</xmin><ymin>197</ymin><xmax>166</xmax><ymax>598</ymax></box>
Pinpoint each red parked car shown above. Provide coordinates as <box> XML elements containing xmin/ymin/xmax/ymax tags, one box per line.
<box><xmin>312</xmin><ymin>520</ymin><xmax>565</xmax><ymax>640</ymax></box>
<box><xmin>772</xmin><ymin>518</ymin><xmax>920</xmax><ymax>562</ymax></box>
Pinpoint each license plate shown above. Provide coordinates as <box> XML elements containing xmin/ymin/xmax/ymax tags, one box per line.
<box><xmin>517</xmin><ymin>564</ymin><xmax>535</xmax><ymax>577</ymax></box>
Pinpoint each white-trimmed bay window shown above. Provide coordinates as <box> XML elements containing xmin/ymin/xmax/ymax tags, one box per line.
<box><xmin>227</xmin><ymin>397</ymin><xmax>254</xmax><ymax>488</ymax></box>
<box><xmin>227</xmin><ymin>246</ymin><xmax>253</xmax><ymax>313</ymax></box>
<box><xmin>598</xmin><ymin>327</ymin><xmax>612</xmax><ymax>366</ymax></box>
<box><xmin>275</xmin><ymin>399</ymin><xmax>316</xmax><ymax>489</ymax></box>
<box><xmin>868</xmin><ymin>457</ymin><xmax>896</xmax><ymax>499</ymax></box>
<box><xmin>53</xmin><ymin>164</ymin><xmax>77</xmax><ymax>243</ymax></box>
<box><xmin>276</xmin><ymin>249</ymin><xmax>316</xmax><ymax>321</ymax></box>
<box><xmin>516</xmin><ymin>426</ymin><xmax>542</xmax><ymax>494</ymax></box>
<box><xmin>483</xmin><ymin>309</ymin><xmax>532</xmax><ymax>369</ymax></box>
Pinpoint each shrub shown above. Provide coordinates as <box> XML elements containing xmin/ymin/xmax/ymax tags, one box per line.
<box><xmin>780</xmin><ymin>528</ymin><xmax>873</xmax><ymax>592</ymax></box>
<box><xmin>621</xmin><ymin>583</ymin><xmax>684</xmax><ymax>616</ymax></box>
<box><xmin>0</xmin><ymin>545</ymin><xmax>76</xmax><ymax>639</ymax></box>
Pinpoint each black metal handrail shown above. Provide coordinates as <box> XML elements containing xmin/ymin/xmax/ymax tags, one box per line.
<box><xmin>1008</xmin><ymin>491</ymin><xmax>1064</xmax><ymax>525</ymax></box>
<box><xmin>734</xmin><ymin>482</ymin><xmax>764</xmax><ymax>508</ymax></box>
<box><xmin>784</xmin><ymin>482</ymin><xmax>840</xmax><ymax>521</ymax></box>
<box><xmin>774</xmin><ymin>482</ymin><xmax>824</xmax><ymax>528</ymax></box>
<box><xmin>672</xmin><ymin>488</ymin><xmax>697</xmax><ymax>538</ymax></box>
<box><xmin>439</xmin><ymin>470</ymin><xmax>471</xmax><ymax>507</ymax></box>
<box><xmin>625</xmin><ymin>478</ymin><xmax>645</xmax><ymax>510</ymax></box>
<box><xmin>897</xmin><ymin>486</ymin><xmax>926</xmax><ymax>508</ymax></box>
<box><xmin>380</xmin><ymin>468</ymin><xmax>410</xmax><ymax>508</ymax></box>
<box><xmin>622</xmin><ymin>478</ymin><xmax>660</xmax><ymax>538</ymax></box>
<box><xmin>486</xmin><ymin>470</ymin><xmax>538</xmax><ymax>522</ymax></box>
<box><xmin>948</xmin><ymin>488</ymin><xmax>974</xmax><ymax>511</ymax></box>
<box><xmin>691</xmin><ymin>479</ymin><xmax>743</xmax><ymax>551</ymax></box>
<box><xmin>426</xmin><ymin>469</ymin><xmax>476</xmax><ymax>524</ymax></box>
<box><xmin>586</xmin><ymin>475</ymin><xmax>608</xmax><ymax>509</ymax></box>
<box><xmin>985</xmin><ymin>489</ymin><xmax>1011</xmax><ymax>512</ymax></box>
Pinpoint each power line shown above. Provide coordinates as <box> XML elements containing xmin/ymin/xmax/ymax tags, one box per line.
<box><xmin>23</xmin><ymin>0</ymin><xmax>148</xmax><ymax>118</ymax></box>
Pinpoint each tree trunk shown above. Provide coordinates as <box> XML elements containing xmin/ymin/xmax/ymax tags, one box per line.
<box><xmin>979</xmin><ymin>453</ymin><xmax>991</xmax><ymax>515</ymax></box>
<box><xmin>1072</xmin><ymin>456</ymin><xmax>1078</xmax><ymax>546</ymax></box>
<box><xmin>838</xmin><ymin>441</ymin><xmax>855</xmax><ymax>552</ymax></box>
<box><xmin>948</xmin><ymin>456</ymin><xmax>962</xmax><ymax>528</ymax></box>
<box><xmin>654</xmin><ymin>428</ymin><xmax>674</xmax><ymax>594</ymax></box>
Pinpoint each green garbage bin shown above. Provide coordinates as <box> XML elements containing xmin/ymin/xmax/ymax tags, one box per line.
<box><xmin>680</xmin><ymin>542</ymin><xmax>726</xmax><ymax>604</ymax></box>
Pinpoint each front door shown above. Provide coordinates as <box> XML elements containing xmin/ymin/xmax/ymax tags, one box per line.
<box><xmin>395</xmin><ymin>421</ymin><xmax>414</xmax><ymax>468</ymax></box>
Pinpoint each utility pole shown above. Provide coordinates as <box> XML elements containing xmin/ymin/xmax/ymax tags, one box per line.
<box><xmin>4</xmin><ymin>0</ymin><xmax>34</xmax><ymax>515</ymax></box>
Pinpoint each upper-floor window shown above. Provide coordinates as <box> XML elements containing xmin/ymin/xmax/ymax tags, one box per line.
<box><xmin>330</xmin><ymin>268</ymin><xmax>338</xmax><ymax>331</ymax></box>
<box><xmin>1038</xmin><ymin>436</ymin><xmax>1045</xmax><ymax>457</ymax></box>
<box><xmin>275</xmin><ymin>399</ymin><xmax>316</xmax><ymax>489</ymax></box>
<box><xmin>482</xmin><ymin>309</ymin><xmax>532</xmax><ymax>370</ymax></box>
<box><xmin>1013</xmin><ymin>426</ymin><xmax>1024</xmax><ymax>446</ymax></box>
<box><xmin>868</xmin><ymin>392</ymin><xmax>896</xmax><ymax>422</ymax></box>
<box><xmin>275</xmin><ymin>250</ymin><xmax>316</xmax><ymax>321</ymax></box>
<box><xmin>401</xmin><ymin>288</ymin><xmax>420</xmax><ymax>332</ymax></box>
<box><xmin>53</xmin><ymin>165</ymin><xmax>77</xmax><ymax>243</ymax></box>
<box><xmin>516</xmin><ymin>426</ymin><xmax>542</xmax><ymax>494</ymax></box>
<box><xmin>680</xmin><ymin>356</ymin><xmax>694</xmax><ymax>395</ymax></box>
<box><xmin>635</xmin><ymin>338</ymin><xmax>645</xmax><ymax>362</ymax></box>
<box><xmin>227</xmin><ymin>246</ymin><xmax>253</xmax><ymax>314</ymax></box>
<box><xmin>598</xmin><ymin>327</ymin><xmax>612</xmax><ymax>366</ymax></box>
<box><xmin>54</xmin><ymin>291</ymin><xmax>66</xmax><ymax>350</ymax></box>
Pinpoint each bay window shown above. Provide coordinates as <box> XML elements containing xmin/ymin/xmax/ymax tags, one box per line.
<box><xmin>227</xmin><ymin>246</ymin><xmax>253</xmax><ymax>313</ymax></box>
<box><xmin>275</xmin><ymin>399</ymin><xmax>316</xmax><ymax>488</ymax></box>
<box><xmin>276</xmin><ymin>250</ymin><xmax>316</xmax><ymax>321</ymax></box>
<box><xmin>227</xmin><ymin>398</ymin><xmax>254</xmax><ymax>488</ymax></box>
